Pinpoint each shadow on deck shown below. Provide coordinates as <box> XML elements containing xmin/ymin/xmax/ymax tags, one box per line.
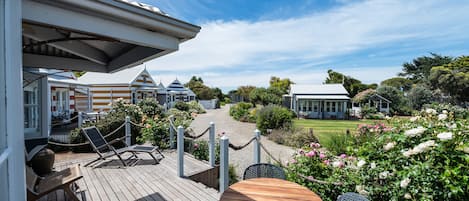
<box><xmin>38</xmin><ymin>150</ymin><xmax>220</xmax><ymax>201</ymax></box>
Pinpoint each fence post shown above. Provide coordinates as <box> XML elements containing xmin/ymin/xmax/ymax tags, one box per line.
<box><xmin>177</xmin><ymin>125</ymin><xmax>184</xmax><ymax>177</ymax></box>
<box><xmin>209</xmin><ymin>122</ymin><xmax>215</xmax><ymax>167</ymax></box>
<box><xmin>219</xmin><ymin>135</ymin><xmax>229</xmax><ymax>192</ymax></box>
<box><xmin>78</xmin><ymin>112</ymin><xmax>83</xmax><ymax>128</ymax></box>
<box><xmin>170</xmin><ymin>115</ymin><xmax>175</xmax><ymax>149</ymax></box>
<box><xmin>254</xmin><ymin>129</ymin><xmax>261</xmax><ymax>164</ymax></box>
<box><xmin>125</xmin><ymin>116</ymin><xmax>131</xmax><ymax>146</ymax></box>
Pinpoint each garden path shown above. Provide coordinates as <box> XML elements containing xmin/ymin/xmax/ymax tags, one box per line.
<box><xmin>189</xmin><ymin>104</ymin><xmax>296</xmax><ymax>178</ymax></box>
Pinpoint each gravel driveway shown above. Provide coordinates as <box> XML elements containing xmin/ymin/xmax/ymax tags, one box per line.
<box><xmin>189</xmin><ymin>104</ymin><xmax>296</xmax><ymax>178</ymax></box>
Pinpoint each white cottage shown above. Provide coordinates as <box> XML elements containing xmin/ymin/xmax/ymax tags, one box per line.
<box><xmin>157</xmin><ymin>79</ymin><xmax>196</xmax><ymax>108</ymax></box>
<box><xmin>351</xmin><ymin>94</ymin><xmax>391</xmax><ymax>116</ymax></box>
<box><xmin>285</xmin><ymin>84</ymin><xmax>350</xmax><ymax>119</ymax></box>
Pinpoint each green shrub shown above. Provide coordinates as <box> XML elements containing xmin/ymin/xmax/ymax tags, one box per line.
<box><xmin>323</xmin><ymin>133</ymin><xmax>354</xmax><ymax>155</ymax></box>
<box><xmin>229</xmin><ymin>102</ymin><xmax>255</xmax><ymax>122</ymax></box>
<box><xmin>360</xmin><ymin>105</ymin><xmax>377</xmax><ymax>118</ymax></box>
<box><xmin>187</xmin><ymin>101</ymin><xmax>206</xmax><ymax>114</ymax></box>
<box><xmin>138</xmin><ymin>98</ymin><xmax>165</xmax><ymax>118</ymax></box>
<box><xmin>174</xmin><ymin>101</ymin><xmax>189</xmax><ymax>111</ymax></box>
<box><xmin>256</xmin><ymin>104</ymin><xmax>293</xmax><ymax>133</ymax></box>
<box><xmin>423</xmin><ymin>103</ymin><xmax>469</xmax><ymax>119</ymax></box>
<box><xmin>138</xmin><ymin>118</ymin><xmax>170</xmax><ymax>149</ymax></box>
<box><xmin>167</xmin><ymin>108</ymin><xmax>193</xmax><ymax>128</ymax></box>
<box><xmin>285</xmin><ymin>127</ymin><xmax>319</xmax><ymax>148</ymax></box>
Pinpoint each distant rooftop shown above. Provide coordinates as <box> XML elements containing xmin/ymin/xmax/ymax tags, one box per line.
<box><xmin>290</xmin><ymin>84</ymin><xmax>349</xmax><ymax>95</ymax></box>
<box><xmin>77</xmin><ymin>65</ymin><xmax>148</xmax><ymax>85</ymax></box>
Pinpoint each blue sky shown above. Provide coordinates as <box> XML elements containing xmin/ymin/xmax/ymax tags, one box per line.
<box><xmin>142</xmin><ymin>0</ymin><xmax>469</xmax><ymax>92</ymax></box>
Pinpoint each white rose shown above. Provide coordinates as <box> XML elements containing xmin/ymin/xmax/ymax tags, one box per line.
<box><xmin>385</xmin><ymin>115</ymin><xmax>391</xmax><ymax>120</ymax></box>
<box><xmin>425</xmin><ymin>108</ymin><xmax>437</xmax><ymax>115</ymax></box>
<box><xmin>463</xmin><ymin>147</ymin><xmax>469</xmax><ymax>154</ymax></box>
<box><xmin>402</xmin><ymin>150</ymin><xmax>414</xmax><ymax>157</ymax></box>
<box><xmin>437</xmin><ymin>132</ymin><xmax>453</xmax><ymax>141</ymax></box>
<box><xmin>409</xmin><ymin>116</ymin><xmax>418</xmax><ymax>122</ymax></box>
<box><xmin>355</xmin><ymin>185</ymin><xmax>369</xmax><ymax>196</ymax></box>
<box><xmin>438</xmin><ymin>113</ymin><xmax>448</xmax><ymax>121</ymax></box>
<box><xmin>404</xmin><ymin>193</ymin><xmax>412</xmax><ymax>199</ymax></box>
<box><xmin>442</xmin><ymin>110</ymin><xmax>448</xmax><ymax>114</ymax></box>
<box><xmin>357</xmin><ymin>160</ymin><xmax>366</xmax><ymax>168</ymax></box>
<box><xmin>379</xmin><ymin>171</ymin><xmax>390</xmax><ymax>179</ymax></box>
<box><xmin>404</xmin><ymin>127</ymin><xmax>426</xmax><ymax>137</ymax></box>
<box><xmin>370</xmin><ymin>162</ymin><xmax>376</xmax><ymax>169</ymax></box>
<box><xmin>383</xmin><ymin>142</ymin><xmax>396</xmax><ymax>151</ymax></box>
<box><xmin>400</xmin><ymin>178</ymin><xmax>411</xmax><ymax>188</ymax></box>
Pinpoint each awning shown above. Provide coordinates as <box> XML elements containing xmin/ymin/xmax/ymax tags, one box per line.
<box><xmin>296</xmin><ymin>95</ymin><xmax>350</xmax><ymax>100</ymax></box>
<box><xmin>21</xmin><ymin>0</ymin><xmax>200</xmax><ymax>73</ymax></box>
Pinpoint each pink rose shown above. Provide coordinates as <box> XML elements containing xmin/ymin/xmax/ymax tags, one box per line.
<box><xmin>340</xmin><ymin>154</ymin><xmax>347</xmax><ymax>159</ymax></box>
<box><xmin>319</xmin><ymin>153</ymin><xmax>326</xmax><ymax>159</ymax></box>
<box><xmin>306</xmin><ymin>151</ymin><xmax>316</xmax><ymax>157</ymax></box>
<box><xmin>193</xmin><ymin>143</ymin><xmax>199</xmax><ymax>149</ymax></box>
<box><xmin>323</xmin><ymin>160</ymin><xmax>330</xmax><ymax>165</ymax></box>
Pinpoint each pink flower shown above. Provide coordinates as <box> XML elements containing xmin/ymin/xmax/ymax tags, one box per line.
<box><xmin>340</xmin><ymin>154</ymin><xmax>347</xmax><ymax>159</ymax></box>
<box><xmin>193</xmin><ymin>143</ymin><xmax>199</xmax><ymax>149</ymax></box>
<box><xmin>310</xmin><ymin>142</ymin><xmax>321</xmax><ymax>148</ymax></box>
<box><xmin>319</xmin><ymin>153</ymin><xmax>326</xmax><ymax>159</ymax></box>
<box><xmin>306</xmin><ymin>151</ymin><xmax>316</xmax><ymax>157</ymax></box>
<box><xmin>290</xmin><ymin>159</ymin><xmax>297</xmax><ymax>164</ymax></box>
<box><xmin>323</xmin><ymin>160</ymin><xmax>330</xmax><ymax>165</ymax></box>
<box><xmin>298</xmin><ymin>149</ymin><xmax>305</xmax><ymax>155</ymax></box>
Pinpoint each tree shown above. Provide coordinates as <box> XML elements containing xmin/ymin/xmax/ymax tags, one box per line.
<box><xmin>269</xmin><ymin>76</ymin><xmax>294</xmax><ymax>94</ymax></box>
<box><xmin>184</xmin><ymin>76</ymin><xmax>215</xmax><ymax>100</ymax></box>
<box><xmin>381</xmin><ymin>77</ymin><xmax>413</xmax><ymax>91</ymax></box>
<box><xmin>325</xmin><ymin>69</ymin><xmax>377</xmax><ymax>97</ymax></box>
<box><xmin>407</xmin><ymin>85</ymin><xmax>433</xmax><ymax>110</ymax></box>
<box><xmin>249</xmin><ymin>87</ymin><xmax>282</xmax><ymax>106</ymax></box>
<box><xmin>399</xmin><ymin>53</ymin><xmax>453</xmax><ymax>83</ymax></box>
<box><xmin>376</xmin><ymin>85</ymin><xmax>409</xmax><ymax>115</ymax></box>
<box><xmin>429</xmin><ymin>56</ymin><xmax>469</xmax><ymax>103</ymax></box>
<box><xmin>211</xmin><ymin>87</ymin><xmax>224</xmax><ymax>100</ymax></box>
<box><xmin>236</xmin><ymin>85</ymin><xmax>256</xmax><ymax>102</ymax></box>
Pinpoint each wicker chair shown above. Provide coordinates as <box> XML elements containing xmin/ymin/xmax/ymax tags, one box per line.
<box><xmin>243</xmin><ymin>163</ymin><xmax>286</xmax><ymax>180</ymax></box>
<box><xmin>337</xmin><ymin>193</ymin><xmax>369</xmax><ymax>201</ymax></box>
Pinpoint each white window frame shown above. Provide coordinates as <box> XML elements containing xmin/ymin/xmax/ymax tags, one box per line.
<box><xmin>23</xmin><ymin>74</ymin><xmax>49</xmax><ymax>140</ymax></box>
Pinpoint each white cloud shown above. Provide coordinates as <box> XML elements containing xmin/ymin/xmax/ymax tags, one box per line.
<box><xmin>147</xmin><ymin>0</ymin><xmax>469</xmax><ymax>90</ymax></box>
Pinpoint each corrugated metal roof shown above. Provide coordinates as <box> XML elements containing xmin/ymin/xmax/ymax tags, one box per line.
<box><xmin>77</xmin><ymin>65</ymin><xmax>147</xmax><ymax>85</ymax></box>
<box><xmin>296</xmin><ymin>95</ymin><xmax>350</xmax><ymax>100</ymax></box>
<box><xmin>290</xmin><ymin>84</ymin><xmax>349</xmax><ymax>95</ymax></box>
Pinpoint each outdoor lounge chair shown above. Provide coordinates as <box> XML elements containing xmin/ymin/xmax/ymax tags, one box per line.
<box><xmin>26</xmin><ymin>165</ymin><xmax>83</xmax><ymax>201</ymax></box>
<box><xmin>81</xmin><ymin>126</ymin><xmax>164</xmax><ymax>167</ymax></box>
<box><xmin>243</xmin><ymin>163</ymin><xmax>286</xmax><ymax>180</ymax></box>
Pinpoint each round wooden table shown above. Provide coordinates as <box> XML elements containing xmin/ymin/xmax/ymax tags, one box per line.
<box><xmin>220</xmin><ymin>178</ymin><xmax>322</xmax><ymax>201</ymax></box>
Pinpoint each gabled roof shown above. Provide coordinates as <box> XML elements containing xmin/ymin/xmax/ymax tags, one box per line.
<box><xmin>369</xmin><ymin>94</ymin><xmax>392</xmax><ymax>103</ymax></box>
<box><xmin>290</xmin><ymin>84</ymin><xmax>349</xmax><ymax>95</ymax></box>
<box><xmin>77</xmin><ymin>65</ymin><xmax>154</xmax><ymax>85</ymax></box>
<box><xmin>166</xmin><ymin>79</ymin><xmax>186</xmax><ymax>91</ymax></box>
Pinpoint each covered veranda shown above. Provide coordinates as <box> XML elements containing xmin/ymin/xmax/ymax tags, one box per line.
<box><xmin>0</xmin><ymin>0</ymin><xmax>200</xmax><ymax>200</ymax></box>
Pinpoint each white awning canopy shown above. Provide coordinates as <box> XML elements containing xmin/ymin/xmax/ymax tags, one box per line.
<box><xmin>296</xmin><ymin>95</ymin><xmax>350</xmax><ymax>100</ymax></box>
<box><xmin>22</xmin><ymin>0</ymin><xmax>200</xmax><ymax>73</ymax></box>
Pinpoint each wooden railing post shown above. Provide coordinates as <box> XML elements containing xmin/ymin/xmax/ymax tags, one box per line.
<box><xmin>209</xmin><ymin>121</ymin><xmax>215</xmax><ymax>167</ymax></box>
<box><xmin>170</xmin><ymin>115</ymin><xmax>175</xmax><ymax>149</ymax></box>
<box><xmin>177</xmin><ymin>125</ymin><xmax>184</xmax><ymax>177</ymax></box>
<box><xmin>254</xmin><ymin>129</ymin><xmax>261</xmax><ymax>164</ymax></box>
<box><xmin>78</xmin><ymin>112</ymin><xmax>83</xmax><ymax>128</ymax></box>
<box><xmin>125</xmin><ymin>116</ymin><xmax>131</xmax><ymax>146</ymax></box>
<box><xmin>219</xmin><ymin>135</ymin><xmax>229</xmax><ymax>192</ymax></box>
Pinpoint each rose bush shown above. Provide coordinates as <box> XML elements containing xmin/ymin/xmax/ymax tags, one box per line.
<box><xmin>286</xmin><ymin>109</ymin><xmax>469</xmax><ymax>201</ymax></box>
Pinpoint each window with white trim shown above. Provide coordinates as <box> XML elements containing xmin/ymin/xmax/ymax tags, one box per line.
<box><xmin>24</xmin><ymin>79</ymin><xmax>41</xmax><ymax>137</ymax></box>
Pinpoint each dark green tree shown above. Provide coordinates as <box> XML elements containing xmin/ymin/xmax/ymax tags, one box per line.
<box><xmin>380</xmin><ymin>77</ymin><xmax>413</xmax><ymax>91</ymax></box>
<box><xmin>407</xmin><ymin>85</ymin><xmax>433</xmax><ymax>110</ymax></box>
<box><xmin>249</xmin><ymin>87</ymin><xmax>282</xmax><ymax>106</ymax></box>
<box><xmin>236</xmin><ymin>85</ymin><xmax>256</xmax><ymax>102</ymax></box>
<box><xmin>399</xmin><ymin>53</ymin><xmax>453</xmax><ymax>83</ymax></box>
<box><xmin>211</xmin><ymin>87</ymin><xmax>224</xmax><ymax>100</ymax></box>
<box><xmin>376</xmin><ymin>85</ymin><xmax>409</xmax><ymax>115</ymax></box>
<box><xmin>325</xmin><ymin>69</ymin><xmax>377</xmax><ymax>97</ymax></box>
<box><xmin>429</xmin><ymin>56</ymin><xmax>469</xmax><ymax>103</ymax></box>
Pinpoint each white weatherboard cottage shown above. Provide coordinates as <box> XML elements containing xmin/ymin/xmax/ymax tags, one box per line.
<box><xmin>285</xmin><ymin>84</ymin><xmax>350</xmax><ymax>119</ymax></box>
<box><xmin>0</xmin><ymin>0</ymin><xmax>200</xmax><ymax>200</ymax></box>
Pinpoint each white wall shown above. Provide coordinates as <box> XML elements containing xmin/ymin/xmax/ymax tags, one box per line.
<box><xmin>0</xmin><ymin>1</ymin><xmax>26</xmax><ymax>200</ymax></box>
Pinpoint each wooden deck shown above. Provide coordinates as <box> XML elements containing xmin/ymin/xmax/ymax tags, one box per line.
<box><xmin>39</xmin><ymin>150</ymin><xmax>220</xmax><ymax>201</ymax></box>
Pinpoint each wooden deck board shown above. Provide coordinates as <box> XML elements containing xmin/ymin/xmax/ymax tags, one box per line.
<box><xmin>39</xmin><ymin>150</ymin><xmax>219</xmax><ymax>201</ymax></box>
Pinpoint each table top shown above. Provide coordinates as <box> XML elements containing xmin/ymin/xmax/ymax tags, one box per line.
<box><xmin>220</xmin><ymin>178</ymin><xmax>322</xmax><ymax>201</ymax></box>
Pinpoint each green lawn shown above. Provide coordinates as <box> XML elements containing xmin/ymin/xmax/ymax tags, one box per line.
<box><xmin>293</xmin><ymin>119</ymin><xmax>382</xmax><ymax>145</ymax></box>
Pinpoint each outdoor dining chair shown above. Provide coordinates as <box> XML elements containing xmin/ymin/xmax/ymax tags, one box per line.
<box><xmin>337</xmin><ymin>192</ymin><xmax>369</xmax><ymax>201</ymax></box>
<box><xmin>82</xmin><ymin>126</ymin><xmax>164</xmax><ymax>167</ymax></box>
<box><xmin>243</xmin><ymin>163</ymin><xmax>286</xmax><ymax>180</ymax></box>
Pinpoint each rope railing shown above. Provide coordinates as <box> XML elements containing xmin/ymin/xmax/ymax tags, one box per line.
<box><xmin>184</xmin><ymin>127</ymin><xmax>210</xmax><ymax>139</ymax></box>
<box><xmin>258</xmin><ymin>141</ymin><xmax>343</xmax><ymax>186</ymax></box>
<box><xmin>47</xmin><ymin>122</ymin><xmax>126</xmax><ymax>147</ymax></box>
<box><xmin>228</xmin><ymin>136</ymin><xmax>257</xmax><ymax>150</ymax></box>
<box><xmin>129</xmin><ymin>120</ymin><xmax>146</xmax><ymax>128</ymax></box>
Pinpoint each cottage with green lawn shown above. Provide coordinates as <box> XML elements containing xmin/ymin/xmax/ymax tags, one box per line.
<box><xmin>284</xmin><ymin>84</ymin><xmax>350</xmax><ymax>119</ymax></box>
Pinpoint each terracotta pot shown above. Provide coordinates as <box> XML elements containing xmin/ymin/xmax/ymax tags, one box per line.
<box><xmin>30</xmin><ymin>148</ymin><xmax>55</xmax><ymax>176</ymax></box>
